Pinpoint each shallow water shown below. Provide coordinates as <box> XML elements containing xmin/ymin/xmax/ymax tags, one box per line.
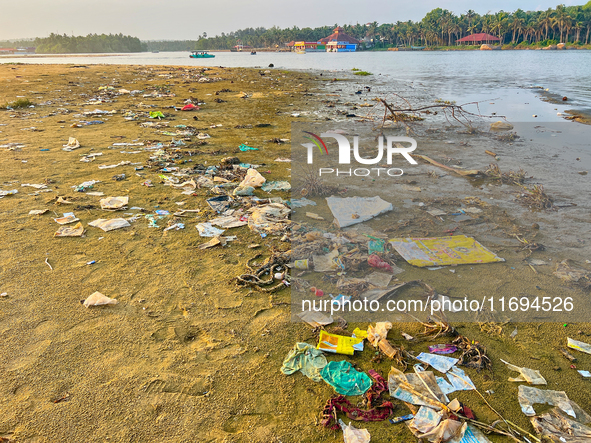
<box><xmin>3</xmin><ymin>49</ymin><xmax>591</xmax><ymax>113</ymax></box>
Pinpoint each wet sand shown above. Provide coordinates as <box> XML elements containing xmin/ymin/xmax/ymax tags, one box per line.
<box><xmin>1</xmin><ymin>64</ymin><xmax>591</xmax><ymax>443</ymax></box>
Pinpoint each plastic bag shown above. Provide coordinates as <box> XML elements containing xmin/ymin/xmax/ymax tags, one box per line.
<box><xmin>367</xmin><ymin>322</ymin><xmax>392</xmax><ymax>347</ymax></box>
<box><xmin>321</xmin><ymin>361</ymin><xmax>372</xmax><ymax>396</ymax></box>
<box><xmin>501</xmin><ymin>359</ymin><xmax>546</xmax><ymax>385</ymax></box>
<box><xmin>339</xmin><ymin>419</ymin><xmax>370</xmax><ymax>443</ymax></box>
<box><xmin>83</xmin><ymin>291</ymin><xmax>117</xmax><ymax>308</ymax></box>
<box><xmin>409</xmin><ymin>406</ymin><xmax>442</xmax><ymax>434</ymax></box>
<box><xmin>240</xmin><ymin>168</ymin><xmax>266</xmax><ymax>188</ymax></box>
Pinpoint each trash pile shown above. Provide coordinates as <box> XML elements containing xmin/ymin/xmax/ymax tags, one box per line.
<box><xmin>282</xmin><ymin>320</ymin><xmax>591</xmax><ymax>442</ymax></box>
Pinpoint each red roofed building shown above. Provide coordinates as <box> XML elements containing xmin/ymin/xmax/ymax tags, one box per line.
<box><xmin>456</xmin><ymin>33</ymin><xmax>500</xmax><ymax>45</ymax></box>
<box><xmin>320</xmin><ymin>26</ymin><xmax>360</xmax><ymax>52</ymax></box>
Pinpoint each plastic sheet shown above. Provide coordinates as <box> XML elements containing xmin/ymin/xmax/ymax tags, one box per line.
<box><xmin>448</xmin><ymin>423</ymin><xmax>493</xmax><ymax>443</ymax></box>
<box><xmin>54</xmin><ymin>221</ymin><xmax>85</xmax><ymax>237</ymax></box>
<box><xmin>518</xmin><ymin>385</ymin><xmax>576</xmax><ymax>417</ymax></box>
<box><xmin>531</xmin><ymin>408</ymin><xmax>591</xmax><ymax>442</ymax></box>
<box><xmin>416</xmin><ymin>353</ymin><xmax>459</xmax><ymax>373</ymax></box>
<box><xmin>100</xmin><ymin>196</ymin><xmax>128</xmax><ymax>210</ymax></box>
<box><xmin>389</xmin><ymin>235</ymin><xmax>504</xmax><ymax>267</ymax></box>
<box><xmin>409</xmin><ymin>406</ymin><xmax>442</xmax><ymax>434</ymax></box>
<box><xmin>317</xmin><ymin>330</ymin><xmax>364</xmax><ymax>355</ymax></box>
<box><xmin>281</xmin><ymin>342</ymin><xmax>327</xmax><ymax>382</ymax></box>
<box><xmin>326</xmin><ymin>196</ymin><xmax>393</xmax><ymax>228</ymax></box>
<box><xmin>388</xmin><ymin>367</ymin><xmax>448</xmax><ymax>408</ymax></box>
<box><xmin>88</xmin><ymin>218</ymin><xmax>130</xmax><ymax>232</ymax></box>
<box><xmin>568</xmin><ymin>337</ymin><xmax>591</xmax><ymax>355</ymax></box>
<box><xmin>501</xmin><ymin>359</ymin><xmax>547</xmax><ymax>385</ymax></box>
<box><xmin>416</xmin><ymin>418</ymin><xmax>463</xmax><ymax>442</ymax></box>
<box><xmin>321</xmin><ymin>361</ymin><xmax>372</xmax><ymax>396</ymax></box>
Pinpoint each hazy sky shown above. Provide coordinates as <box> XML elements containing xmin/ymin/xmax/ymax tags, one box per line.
<box><xmin>0</xmin><ymin>0</ymin><xmax>580</xmax><ymax>41</ymax></box>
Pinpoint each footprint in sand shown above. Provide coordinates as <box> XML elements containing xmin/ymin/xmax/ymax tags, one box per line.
<box><xmin>5</xmin><ymin>339</ymin><xmax>52</xmax><ymax>371</ymax></box>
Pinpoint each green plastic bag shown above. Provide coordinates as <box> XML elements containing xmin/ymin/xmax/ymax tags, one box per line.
<box><xmin>149</xmin><ymin>111</ymin><xmax>165</xmax><ymax>119</ymax></box>
<box><xmin>321</xmin><ymin>360</ymin><xmax>372</xmax><ymax>396</ymax></box>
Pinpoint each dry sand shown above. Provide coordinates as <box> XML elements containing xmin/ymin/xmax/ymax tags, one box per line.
<box><xmin>0</xmin><ymin>64</ymin><xmax>590</xmax><ymax>443</ymax></box>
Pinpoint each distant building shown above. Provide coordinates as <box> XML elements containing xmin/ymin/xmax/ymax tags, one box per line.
<box><xmin>319</xmin><ymin>26</ymin><xmax>360</xmax><ymax>52</ymax></box>
<box><xmin>0</xmin><ymin>48</ymin><xmax>16</xmax><ymax>54</ymax></box>
<box><xmin>294</xmin><ymin>41</ymin><xmax>326</xmax><ymax>52</ymax></box>
<box><xmin>456</xmin><ymin>33</ymin><xmax>500</xmax><ymax>45</ymax></box>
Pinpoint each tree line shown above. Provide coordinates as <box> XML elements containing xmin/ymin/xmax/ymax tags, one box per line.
<box><xmin>33</xmin><ymin>33</ymin><xmax>146</xmax><ymax>53</ymax></box>
<box><xmin>184</xmin><ymin>2</ymin><xmax>591</xmax><ymax>50</ymax></box>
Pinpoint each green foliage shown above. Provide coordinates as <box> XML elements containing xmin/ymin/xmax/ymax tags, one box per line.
<box><xmin>34</xmin><ymin>33</ymin><xmax>146</xmax><ymax>54</ymax></box>
<box><xmin>351</xmin><ymin>68</ymin><xmax>361</xmax><ymax>71</ymax></box>
<box><xmin>2</xmin><ymin>98</ymin><xmax>33</xmax><ymax>109</ymax></box>
<box><xmin>172</xmin><ymin>2</ymin><xmax>591</xmax><ymax>49</ymax></box>
<box><xmin>353</xmin><ymin>71</ymin><xmax>373</xmax><ymax>76</ymax></box>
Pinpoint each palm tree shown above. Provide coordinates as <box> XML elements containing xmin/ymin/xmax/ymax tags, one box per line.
<box><xmin>553</xmin><ymin>5</ymin><xmax>572</xmax><ymax>42</ymax></box>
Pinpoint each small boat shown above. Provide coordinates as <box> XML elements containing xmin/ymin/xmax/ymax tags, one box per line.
<box><xmin>190</xmin><ymin>51</ymin><xmax>215</xmax><ymax>59</ymax></box>
<box><xmin>295</xmin><ymin>50</ymin><xmax>306</xmax><ymax>54</ymax></box>
<box><xmin>152</xmin><ymin>50</ymin><xmax>160</xmax><ymax>53</ymax></box>
<box><xmin>250</xmin><ymin>51</ymin><xmax>256</xmax><ymax>55</ymax></box>
<box><xmin>411</xmin><ymin>46</ymin><xmax>426</xmax><ymax>50</ymax></box>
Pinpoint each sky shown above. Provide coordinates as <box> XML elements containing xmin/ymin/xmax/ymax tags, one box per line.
<box><xmin>0</xmin><ymin>0</ymin><xmax>581</xmax><ymax>41</ymax></box>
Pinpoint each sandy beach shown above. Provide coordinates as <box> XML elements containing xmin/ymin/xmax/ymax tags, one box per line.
<box><xmin>1</xmin><ymin>63</ymin><xmax>591</xmax><ymax>443</ymax></box>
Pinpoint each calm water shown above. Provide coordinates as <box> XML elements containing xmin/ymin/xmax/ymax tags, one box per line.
<box><xmin>2</xmin><ymin>50</ymin><xmax>591</xmax><ymax>114</ymax></box>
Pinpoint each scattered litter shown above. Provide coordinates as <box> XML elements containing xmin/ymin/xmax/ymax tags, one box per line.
<box><xmin>0</xmin><ymin>189</ymin><xmax>18</xmax><ymax>198</ymax></box>
<box><xmin>209</xmin><ymin>216</ymin><xmax>247</xmax><ymax>229</ymax></box>
<box><xmin>196</xmin><ymin>223</ymin><xmax>225</xmax><ymax>237</ymax></box>
<box><xmin>29</xmin><ymin>209</ymin><xmax>48</xmax><ymax>215</ymax></box>
<box><xmin>518</xmin><ymin>385</ymin><xmax>578</xmax><ymax>417</ymax></box>
<box><xmin>531</xmin><ymin>408</ymin><xmax>591</xmax><ymax>442</ymax></box>
<box><xmin>207</xmin><ymin>196</ymin><xmax>231</xmax><ymax>213</ymax></box>
<box><xmin>501</xmin><ymin>359</ymin><xmax>547</xmax><ymax>385</ymax></box>
<box><xmin>238</xmin><ymin>143</ymin><xmax>258</xmax><ymax>151</ymax></box>
<box><xmin>291</xmin><ymin>197</ymin><xmax>316</xmax><ymax>208</ymax></box>
<box><xmin>390</xmin><ymin>235</ymin><xmax>504</xmax><ymax>267</ymax></box>
<box><xmin>88</xmin><ymin>218</ymin><xmax>130</xmax><ymax>231</ymax></box>
<box><xmin>54</xmin><ymin>222</ymin><xmax>84</xmax><ymax>237</ymax></box>
<box><xmin>100</xmin><ymin>196</ymin><xmax>128</xmax><ymax>210</ymax></box>
<box><xmin>83</xmin><ymin>291</ymin><xmax>117</xmax><ymax>308</ymax></box>
<box><xmin>54</xmin><ymin>214</ymin><xmax>80</xmax><ymax>225</ymax></box>
<box><xmin>21</xmin><ymin>183</ymin><xmax>47</xmax><ymax>190</ymax></box>
<box><xmin>297</xmin><ymin>310</ymin><xmax>333</xmax><ymax>327</ymax></box>
<box><xmin>281</xmin><ymin>342</ymin><xmax>327</xmax><ymax>382</ymax></box>
<box><xmin>326</xmin><ymin>196</ymin><xmax>393</xmax><ymax>228</ymax></box>
<box><xmin>306</xmin><ymin>212</ymin><xmax>324</xmax><ymax>220</ymax></box>
<box><xmin>62</xmin><ymin>137</ymin><xmax>80</xmax><ymax>151</ymax></box>
<box><xmin>261</xmin><ymin>181</ymin><xmax>291</xmax><ymax>192</ymax></box>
